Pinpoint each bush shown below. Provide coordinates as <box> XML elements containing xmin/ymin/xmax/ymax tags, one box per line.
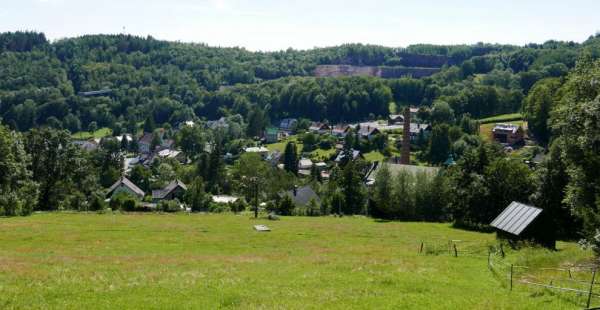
<box><xmin>157</xmin><ymin>199</ymin><xmax>181</xmax><ymax>213</ymax></box>
<box><xmin>122</xmin><ymin>198</ymin><xmax>138</xmax><ymax>212</ymax></box>
<box><xmin>230</xmin><ymin>199</ymin><xmax>247</xmax><ymax>213</ymax></box>
<box><xmin>109</xmin><ymin>192</ymin><xmax>140</xmax><ymax>212</ymax></box>
<box><xmin>207</xmin><ymin>202</ymin><xmax>230</xmax><ymax>213</ymax></box>
<box><xmin>277</xmin><ymin>195</ymin><xmax>295</xmax><ymax>216</ymax></box>
<box><xmin>89</xmin><ymin>191</ymin><xmax>107</xmax><ymax>211</ymax></box>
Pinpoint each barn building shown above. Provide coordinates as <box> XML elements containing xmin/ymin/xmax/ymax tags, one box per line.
<box><xmin>490</xmin><ymin>201</ymin><xmax>555</xmax><ymax>249</ymax></box>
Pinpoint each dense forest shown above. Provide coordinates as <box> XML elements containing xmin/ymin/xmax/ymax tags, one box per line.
<box><xmin>2</xmin><ymin>31</ymin><xmax>600</xmax><ymax>131</ymax></box>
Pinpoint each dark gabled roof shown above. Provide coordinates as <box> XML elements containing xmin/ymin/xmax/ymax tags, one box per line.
<box><xmin>280</xmin><ymin>186</ymin><xmax>320</xmax><ymax>207</ymax></box>
<box><xmin>490</xmin><ymin>201</ymin><xmax>542</xmax><ymax>236</ymax></box>
<box><xmin>335</xmin><ymin>149</ymin><xmax>361</xmax><ymax>162</ymax></box>
<box><xmin>107</xmin><ymin>177</ymin><xmax>145</xmax><ymax>197</ymax></box>
<box><xmin>358</xmin><ymin>126</ymin><xmax>380</xmax><ymax>137</ymax></box>
<box><xmin>409</xmin><ymin>123</ymin><xmax>432</xmax><ymax>134</ymax></box>
<box><xmin>152</xmin><ymin>180</ymin><xmax>187</xmax><ymax>199</ymax></box>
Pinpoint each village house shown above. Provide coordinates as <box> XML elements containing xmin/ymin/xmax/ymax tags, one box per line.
<box><xmin>279</xmin><ymin>118</ymin><xmax>298</xmax><ymax>132</ymax></box>
<box><xmin>358</xmin><ymin>126</ymin><xmax>381</xmax><ymax>140</ymax></box>
<box><xmin>206</xmin><ymin>117</ymin><xmax>229</xmax><ymax>130</ymax></box>
<box><xmin>106</xmin><ymin>177</ymin><xmax>145</xmax><ymax>199</ymax></box>
<box><xmin>73</xmin><ymin>138</ymin><xmax>101</xmax><ymax>151</ymax></box>
<box><xmin>212</xmin><ymin>195</ymin><xmax>240</xmax><ymax>204</ymax></box>
<box><xmin>244</xmin><ymin>146</ymin><xmax>270</xmax><ymax>159</ymax></box>
<box><xmin>156</xmin><ymin>149</ymin><xmax>186</xmax><ymax>163</ymax></box>
<box><xmin>314</xmin><ymin>162</ymin><xmax>327</xmax><ymax>171</ymax></box>
<box><xmin>298</xmin><ymin>158</ymin><xmax>314</xmax><ymax>170</ymax></box>
<box><xmin>492</xmin><ymin>123</ymin><xmax>524</xmax><ymax>145</ymax></box>
<box><xmin>152</xmin><ymin>180</ymin><xmax>188</xmax><ymax>203</ymax></box>
<box><xmin>115</xmin><ymin>134</ymin><xmax>133</xmax><ymax>144</ymax></box>
<box><xmin>331</xmin><ymin>125</ymin><xmax>351</xmax><ymax>138</ymax></box>
<box><xmin>279</xmin><ymin>185</ymin><xmax>321</xmax><ymax>208</ymax></box>
<box><xmin>409</xmin><ymin>123</ymin><xmax>432</xmax><ymax>141</ymax></box>
<box><xmin>409</xmin><ymin>107</ymin><xmax>421</xmax><ymax>121</ymax></box>
<box><xmin>138</xmin><ymin>129</ymin><xmax>165</xmax><ymax>154</ymax></box>
<box><xmin>309</xmin><ymin>122</ymin><xmax>330</xmax><ymax>134</ymax></box>
<box><xmin>179</xmin><ymin>120</ymin><xmax>195</xmax><ymax>129</ymax></box>
<box><xmin>335</xmin><ymin>149</ymin><xmax>363</xmax><ymax>163</ymax></box>
<box><xmin>265</xmin><ymin>127</ymin><xmax>280</xmax><ymax>143</ymax></box>
<box><xmin>388</xmin><ymin>114</ymin><xmax>405</xmax><ymax>125</ymax></box>
<box><xmin>265</xmin><ymin>151</ymin><xmax>282</xmax><ymax>166</ymax></box>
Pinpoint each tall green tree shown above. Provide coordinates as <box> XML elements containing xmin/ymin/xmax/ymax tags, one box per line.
<box><xmin>551</xmin><ymin>57</ymin><xmax>600</xmax><ymax>253</ymax></box>
<box><xmin>0</xmin><ymin>124</ymin><xmax>38</xmax><ymax>216</ymax></box>
<box><xmin>283</xmin><ymin>142</ymin><xmax>298</xmax><ymax>175</ymax></box>
<box><xmin>24</xmin><ymin>128</ymin><xmax>83</xmax><ymax>210</ymax></box>
<box><xmin>185</xmin><ymin>177</ymin><xmax>210</xmax><ymax>212</ymax></box>
<box><xmin>340</xmin><ymin>160</ymin><xmax>366</xmax><ymax>215</ymax></box>
<box><xmin>371</xmin><ymin>163</ymin><xmax>393</xmax><ymax>218</ymax></box>
<box><xmin>143</xmin><ymin>116</ymin><xmax>156</xmax><ymax>133</ymax></box>
<box><xmin>428</xmin><ymin>124</ymin><xmax>451</xmax><ymax>164</ymax></box>
<box><xmin>524</xmin><ymin>78</ymin><xmax>561</xmax><ymax>143</ymax></box>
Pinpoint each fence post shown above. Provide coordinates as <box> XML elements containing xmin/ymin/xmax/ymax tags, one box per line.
<box><xmin>587</xmin><ymin>268</ymin><xmax>597</xmax><ymax>309</ymax></box>
<box><xmin>500</xmin><ymin>243</ymin><xmax>505</xmax><ymax>258</ymax></box>
<box><xmin>487</xmin><ymin>249</ymin><xmax>491</xmax><ymax>270</ymax></box>
<box><xmin>453</xmin><ymin>244</ymin><xmax>458</xmax><ymax>257</ymax></box>
<box><xmin>419</xmin><ymin>242</ymin><xmax>424</xmax><ymax>254</ymax></box>
<box><xmin>510</xmin><ymin>264</ymin><xmax>513</xmax><ymax>291</ymax></box>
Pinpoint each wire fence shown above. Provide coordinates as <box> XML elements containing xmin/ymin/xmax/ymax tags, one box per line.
<box><xmin>418</xmin><ymin>239</ymin><xmax>600</xmax><ymax>309</ymax></box>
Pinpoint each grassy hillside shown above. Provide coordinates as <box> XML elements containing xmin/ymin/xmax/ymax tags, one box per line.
<box><xmin>0</xmin><ymin>213</ymin><xmax>594</xmax><ymax>309</ymax></box>
<box><xmin>478</xmin><ymin>113</ymin><xmax>524</xmax><ymax>124</ymax></box>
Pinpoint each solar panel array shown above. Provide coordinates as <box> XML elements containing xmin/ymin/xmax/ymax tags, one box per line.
<box><xmin>490</xmin><ymin>201</ymin><xmax>542</xmax><ymax>236</ymax></box>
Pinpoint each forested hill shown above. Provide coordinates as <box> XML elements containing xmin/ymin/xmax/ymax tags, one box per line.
<box><xmin>1</xmin><ymin>31</ymin><xmax>600</xmax><ymax>131</ymax></box>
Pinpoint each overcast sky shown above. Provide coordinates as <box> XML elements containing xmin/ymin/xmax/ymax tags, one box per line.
<box><xmin>1</xmin><ymin>0</ymin><xmax>599</xmax><ymax>51</ymax></box>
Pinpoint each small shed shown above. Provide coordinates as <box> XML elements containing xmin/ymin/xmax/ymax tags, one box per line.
<box><xmin>490</xmin><ymin>201</ymin><xmax>554</xmax><ymax>249</ymax></box>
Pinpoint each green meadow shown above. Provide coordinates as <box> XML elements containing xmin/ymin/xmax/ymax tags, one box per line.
<box><xmin>0</xmin><ymin>213</ymin><xmax>594</xmax><ymax>309</ymax></box>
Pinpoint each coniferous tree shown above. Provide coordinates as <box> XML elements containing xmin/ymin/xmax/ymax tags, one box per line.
<box><xmin>283</xmin><ymin>142</ymin><xmax>298</xmax><ymax>175</ymax></box>
<box><xmin>143</xmin><ymin>116</ymin><xmax>156</xmax><ymax>133</ymax></box>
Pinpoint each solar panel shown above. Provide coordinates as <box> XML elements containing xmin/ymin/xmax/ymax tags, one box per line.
<box><xmin>490</xmin><ymin>201</ymin><xmax>542</xmax><ymax>236</ymax></box>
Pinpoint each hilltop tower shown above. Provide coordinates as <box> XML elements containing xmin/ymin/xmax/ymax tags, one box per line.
<box><xmin>400</xmin><ymin>107</ymin><xmax>411</xmax><ymax>165</ymax></box>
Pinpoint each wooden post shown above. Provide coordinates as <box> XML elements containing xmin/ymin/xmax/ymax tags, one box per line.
<box><xmin>419</xmin><ymin>242</ymin><xmax>424</xmax><ymax>254</ymax></box>
<box><xmin>453</xmin><ymin>244</ymin><xmax>458</xmax><ymax>257</ymax></box>
<box><xmin>487</xmin><ymin>249</ymin><xmax>491</xmax><ymax>270</ymax></box>
<box><xmin>587</xmin><ymin>268</ymin><xmax>597</xmax><ymax>309</ymax></box>
<box><xmin>510</xmin><ymin>264</ymin><xmax>514</xmax><ymax>291</ymax></box>
<box><xmin>500</xmin><ymin>244</ymin><xmax>505</xmax><ymax>258</ymax></box>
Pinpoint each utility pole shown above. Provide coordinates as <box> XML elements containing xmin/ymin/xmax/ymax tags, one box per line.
<box><xmin>252</xmin><ymin>177</ymin><xmax>259</xmax><ymax>218</ymax></box>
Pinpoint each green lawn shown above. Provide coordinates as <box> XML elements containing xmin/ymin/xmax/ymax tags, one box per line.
<box><xmin>363</xmin><ymin>151</ymin><xmax>385</xmax><ymax>162</ymax></box>
<box><xmin>265</xmin><ymin>135</ymin><xmax>302</xmax><ymax>153</ymax></box>
<box><xmin>478</xmin><ymin>113</ymin><xmax>524</xmax><ymax>124</ymax></box>
<box><xmin>266</xmin><ymin>135</ymin><xmax>336</xmax><ymax>161</ymax></box>
<box><xmin>0</xmin><ymin>213</ymin><xmax>593</xmax><ymax>309</ymax></box>
<box><xmin>72</xmin><ymin>127</ymin><xmax>112</xmax><ymax>140</ymax></box>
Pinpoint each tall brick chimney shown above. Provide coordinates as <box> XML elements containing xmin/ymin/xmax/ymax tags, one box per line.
<box><xmin>400</xmin><ymin>107</ymin><xmax>411</xmax><ymax>165</ymax></box>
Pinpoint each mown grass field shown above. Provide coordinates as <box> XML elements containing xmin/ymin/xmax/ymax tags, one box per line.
<box><xmin>71</xmin><ymin>127</ymin><xmax>112</xmax><ymax>140</ymax></box>
<box><xmin>478</xmin><ymin>113</ymin><xmax>524</xmax><ymax>124</ymax></box>
<box><xmin>0</xmin><ymin>213</ymin><xmax>594</xmax><ymax>309</ymax></box>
